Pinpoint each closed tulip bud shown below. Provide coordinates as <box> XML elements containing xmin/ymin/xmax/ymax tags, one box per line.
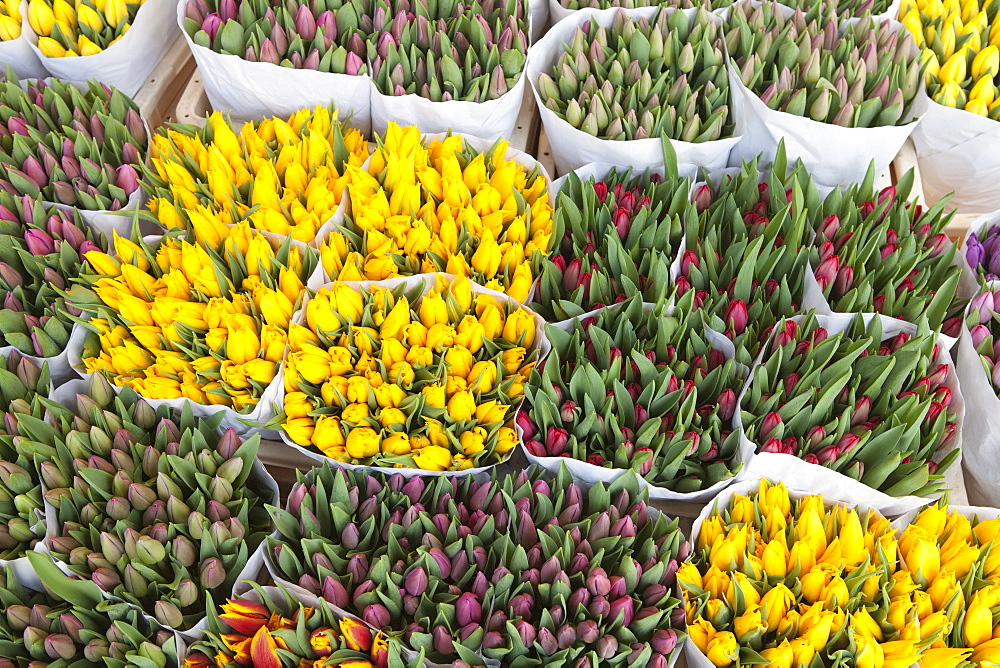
<box><xmin>43</xmin><ymin>633</ymin><xmax>75</xmax><ymax>660</ymax></box>
<box><xmin>199</xmin><ymin>557</ymin><xmax>226</xmax><ymax>589</ymax></box>
<box><xmin>514</xmin><ymin>620</ymin><xmax>536</xmax><ymax>648</ymax></box>
<box><xmin>363</xmin><ymin>603</ymin><xmax>391</xmax><ymax>628</ymax></box>
<box><xmin>432</xmin><ymin>625</ymin><xmax>453</xmax><ymax>655</ymax></box>
<box><xmin>456</xmin><ymin>593</ymin><xmax>482</xmax><ymax>626</ymax></box>
<box><xmin>405</xmin><ymin>568</ymin><xmax>428</xmax><ymax>597</ymax></box>
<box><xmin>322</xmin><ymin>577</ymin><xmax>349</xmax><ymax>608</ymax></box>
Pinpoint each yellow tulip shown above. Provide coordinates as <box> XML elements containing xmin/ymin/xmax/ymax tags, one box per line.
<box><xmin>76</xmin><ymin>4</ymin><xmax>103</xmax><ymax>31</ymax></box>
<box><xmin>418</xmin><ymin>290</ymin><xmax>449</xmax><ymax>327</ymax></box>
<box><xmin>687</xmin><ymin>617</ymin><xmax>715</xmax><ymax>653</ymax></box>
<box><xmin>705</xmin><ymin>631</ymin><xmax>738</xmax><ymax>667</ymax></box>
<box><xmin>964</xmin><ymin>600</ymin><xmax>993</xmax><ymax>647</ymax></box>
<box><xmin>447</xmin><ymin>390</ymin><xmax>477</xmax><ymax>422</ymax></box>
<box><xmin>919</xmin><ymin>648</ymin><xmax>973</xmax><ymax>668</ymax></box>
<box><xmin>426</xmin><ymin>324</ymin><xmax>456</xmax><ymax>351</ymax></box>
<box><xmin>412</xmin><ymin>444</ymin><xmax>451</xmax><ymax>471</ymax></box>
<box><xmin>759</xmin><ymin>640</ymin><xmax>793</xmax><ymax>668</ymax></box>
<box><xmin>677</xmin><ymin>562</ymin><xmax>704</xmax><ymax>592</ymax></box>
<box><xmin>759</xmin><ymin>583</ymin><xmax>795</xmax><ymax>630</ymax></box>
<box><xmin>27</xmin><ymin>0</ymin><xmax>54</xmax><ymax>35</ymax></box>
<box><xmin>283</xmin><ymin>417</ymin><xmax>315</xmax><ymax>446</ymax></box>
<box><xmin>761</xmin><ymin>538</ymin><xmax>789</xmax><ymax>578</ymax></box>
<box><xmin>852</xmin><ymin>630</ymin><xmax>884</xmax><ymax>668</ymax></box>
<box><xmin>313</xmin><ymin>415</ymin><xmax>346</xmax><ymax>454</ymax></box>
<box><xmin>37</xmin><ymin>36</ymin><xmax>66</xmax><ymax>57</ymax></box>
<box><xmin>381</xmin><ymin>432</ymin><xmax>411</xmax><ymax>455</ymax></box>
<box><xmin>345</xmin><ymin>426</ymin><xmax>380</xmax><ymax>459</ymax></box>
<box><xmin>501</xmin><ymin>309</ymin><xmax>535</xmax><ymax>348</ymax></box>
<box><xmin>734</xmin><ymin>604</ymin><xmax>765</xmax><ymax>641</ymax></box>
<box><xmin>0</xmin><ymin>15</ymin><xmax>20</xmax><ymax>40</ymax></box>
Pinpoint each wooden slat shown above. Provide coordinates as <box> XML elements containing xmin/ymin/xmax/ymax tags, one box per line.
<box><xmin>133</xmin><ymin>34</ymin><xmax>197</xmax><ymax>129</ymax></box>
<box><xmin>175</xmin><ymin>72</ymin><xmax>210</xmax><ymax>127</ymax></box>
<box><xmin>536</xmin><ymin>127</ymin><xmax>556</xmax><ymax>177</ymax></box>
<box><xmin>509</xmin><ymin>92</ymin><xmax>541</xmax><ymax>156</ymax></box>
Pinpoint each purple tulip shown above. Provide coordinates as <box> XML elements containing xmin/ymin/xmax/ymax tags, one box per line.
<box><xmin>455</xmin><ymin>593</ymin><xmax>482</xmax><ymax>626</ymax></box>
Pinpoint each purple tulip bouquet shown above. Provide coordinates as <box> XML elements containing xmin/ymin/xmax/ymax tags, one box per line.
<box><xmin>266</xmin><ymin>464</ymin><xmax>689</xmax><ymax>666</ymax></box>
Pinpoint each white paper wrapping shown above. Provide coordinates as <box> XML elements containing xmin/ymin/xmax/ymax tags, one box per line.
<box><xmin>734</xmin><ymin>312</ymin><xmax>966</xmax><ymax>510</ymax></box>
<box><xmin>179</xmin><ymin>1</ymin><xmax>372</xmax><ymax>133</ymax></box>
<box><xmin>0</xmin><ymin>322</ymin><xmax>85</xmax><ymax>385</ymax></box>
<box><xmin>526</xmin><ymin>6</ymin><xmax>742</xmax><ymax>176</ymax></box>
<box><xmin>0</xmin><ymin>2</ymin><xmax>46</xmax><ymax>79</ymax></box>
<box><xmin>959</xmin><ymin>212</ymin><xmax>1000</xmax><ymax>299</ymax></box>
<box><xmin>727</xmin><ymin>63</ymin><xmax>927</xmax><ymax>188</ymax></box>
<box><xmin>911</xmin><ymin>99</ymin><xmax>1000</xmax><ymax>212</ymax></box>
<box><xmin>276</xmin><ymin>273</ymin><xmax>550</xmax><ymax>476</ymax></box>
<box><xmin>370</xmin><ymin>71</ymin><xmax>526</xmax><ymax>142</ymax></box>
<box><xmin>518</xmin><ymin>301</ymin><xmax>748</xmax><ymax>503</ymax></box>
<box><xmin>34</xmin><ymin>409</ymin><xmax>279</xmax><ymax>640</ymax></box>
<box><xmin>25</xmin><ymin>0</ymin><xmax>178</xmax><ymax>97</ymax></box>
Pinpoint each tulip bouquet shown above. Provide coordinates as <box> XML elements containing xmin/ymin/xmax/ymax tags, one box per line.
<box><xmin>369</xmin><ymin>0</ymin><xmax>528</xmax><ymax>103</ymax></box>
<box><xmin>965</xmin><ymin>220</ymin><xmax>1000</xmax><ymax>281</ymax></box>
<box><xmin>968</xmin><ymin>286</ymin><xmax>1000</xmax><ymax>393</ymax></box>
<box><xmin>182</xmin><ymin>583</ymin><xmax>421</xmax><ymax>668</ymax></box>
<box><xmin>75</xmin><ymin>223</ymin><xmax>318</xmax><ymax>413</ymax></box>
<box><xmin>555</xmin><ymin>0</ymin><xmax>733</xmax><ymax>13</ymax></box>
<box><xmin>183</xmin><ymin>0</ymin><xmax>369</xmax><ymax>75</ymax></box>
<box><xmin>676</xmin><ymin>151</ymin><xmax>816</xmax><ymax>366</ymax></box>
<box><xmin>726</xmin><ymin>3</ymin><xmax>923</xmax><ymax>128</ymax></box>
<box><xmin>34</xmin><ymin>373</ymin><xmax>276</xmax><ymax>631</ymax></box>
<box><xmin>0</xmin><ymin>0</ymin><xmax>20</xmax><ymax>41</ymax></box>
<box><xmin>536</xmin><ymin>8</ymin><xmax>732</xmax><ymax>143</ymax></box>
<box><xmin>900</xmin><ymin>0</ymin><xmax>1000</xmax><ymax>117</ymax></box>
<box><xmin>320</xmin><ymin>124</ymin><xmax>553</xmax><ymax>303</ymax></box>
<box><xmin>774</xmin><ymin>0</ymin><xmax>895</xmax><ymax>19</ymax></box>
<box><xmin>27</xmin><ymin>0</ymin><xmax>139</xmax><ymax>57</ymax></box>
<box><xmin>895</xmin><ymin>503</ymin><xmax>1000</xmax><ymax>666</ymax></box>
<box><xmin>0</xmin><ymin>351</ymin><xmax>52</xmax><ymax>560</ymax></box>
<box><xmin>742</xmin><ymin>313</ymin><xmax>960</xmax><ymax>497</ymax></box>
<box><xmin>0</xmin><ymin>194</ymin><xmax>108</xmax><ymax>360</ymax></box>
<box><xmin>0</xmin><ymin>559</ymin><xmax>179</xmax><ymax>665</ymax></box>
<box><xmin>266</xmin><ymin>464</ymin><xmax>688</xmax><ymax>665</ymax></box>
<box><xmin>531</xmin><ymin>166</ymin><xmax>695</xmax><ymax>321</ymax></box>
<box><xmin>680</xmin><ymin>478</ymin><xmax>938</xmax><ymax>667</ymax></box>
<box><xmin>145</xmin><ymin>107</ymin><xmax>370</xmax><ymax>244</ymax></box>
<box><xmin>520</xmin><ymin>295</ymin><xmax>743</xmax><ymax>495</ymax></box>
<box><xmin>810</xmin><ymin>178</ymin><xmax>963</xmax><ymax>336</ymax></box>
<box><xmin>0</xmin><ymin>77</ymin><xmax>146</xmax><ymax>214</ymax></box>
<box><xmin>281</xmin><ymin>276</ymin><xmax>537</xmax><ymax>471</ymax></box>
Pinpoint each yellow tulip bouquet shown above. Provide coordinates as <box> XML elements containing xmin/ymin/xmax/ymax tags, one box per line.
<box><xmin>281</xmin><ymin>275</ymin><xmax>541</xmax><ymax>472</ymax></box>
<box><xmin>896</xmin><ymin>503</ymin><xmax>1000</xmax><ymax>666</ymax></box>
<box><xmin>72</xmin><ymin>221</ymin><xmax>319</xmax><ymax>417</ymax></box>
<box><xmin>680</xmin><ymin>478</ymin><xmax>953</xmax><ymax>667</ymax></box>
<box><xmin>27</xmin><ymin>0</ymin><xmax>140</xmax><ymax>57</ymax></box>
<box><xmin>0</xmin><ymin>0</ymin><xmax>22</xmax><ymax>40</ymax></box>
<box><xmin>900</xmin><ymin>0</ymin><xmax>1000</xmax><ymax>117</ymax></box>
<box><xmin>144</xmin><ymin>107</ymin><xmax>371</xmax><ymax>245</ymax></box>
<box><xmin>320</xmin><ymin>123</ymin><xmax>554</xmax><ymax>304</ymax></box>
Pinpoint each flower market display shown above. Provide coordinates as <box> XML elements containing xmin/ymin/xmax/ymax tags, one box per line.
<box><xmin>30</xmin><ymin>374</ymin><xmax>277</xmax><ymax>632</ymax></box>
<box><xmin>742</xmin><ymin>313</ymin><xmax>960</xmax><ymax>497</ymax></box>
<box><xmin>0</xmin><ymin>77</ymin><xmax>146</xmax><ymax>212</ymax></box>
<box><xmin>282</xmin><ymin>275</ymin><xmax>538</xmax><ymax>471</ymax></box>
<box><xmin>265</xmin><ymin>464</ymin><xmax>688</xmax><ymax>665</ymax></box>
<box><xmin>0</xmin><ymin>560</ymin><xmax>179</xmax><ymax>665</ymax></box>
<box><xmin>519</xmin><ymin>294</ymin><xmax>743</xmax><ymax>495</ymax></box>
<box><xmin>726</xmin><ymin>3</ymin><xmax>923</xmax><ymax>128</ymax></box>
<box><xmin>0</xmin><ymin>351</ymin><xmax>53</xmax><ymax>559</ymax></box>
<box><xmin>75</xmin><ymin>223</ymin><xmax>318</xmax><ymax>413</ymax></box>
<box><xmin>183</xmin><ymin>583</ymin><xmax>422</xmax><ymax>667</ymax></box>
<box><xmin>531</xmin><ymin>165</ymin><xmax>693</xmax><ymax>321</ymax></box>
<box><xmin>0</xmin><ymin>193</ymin><xmax>108</xmax><ymax>360</ymax></box>
<box><xmin>536</xmin><ymin>8</ymin><xmax>732</xmax><ymax>143</ymax></box>
<box><xmin>27</xmin><ymin>0</ymin><xmax>140</xmax><ymax>57</ymax></box>
<box><xmin>680</xmin><ymin>479</ymin><xmax>948</xmax><ymax>667</ymax></box>
<box><xmin>320</xmin><ymin>124</ymin><xmax>553</xmax><ymax>302</ymax></box>
<box><xmin>145</xmin><ymin>106</ymin><xmax>370</xmax><ymax>244</ymax></box>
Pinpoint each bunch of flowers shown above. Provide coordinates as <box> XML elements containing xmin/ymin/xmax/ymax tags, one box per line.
<box><xmin>282</xmin><ymin>276</ymin><xmax>536</xmax><ymax>471</ymax></box>
<box><xmin>0</xmin><ymin>0</ymin><xmax>22</xmax><ymax>40</ymax></box>
<box><xmin>35</xmin><ymin>374</ymin><xmax>275</xmax><ymax>631</ymax></box>
<box><xmin>742</xmin><ymin>314</ymin><xmax>959</xmax><ymax>497</ymax></box>
<box><xmin>680</xmin><ymin>479</ymin><xmax>941</xmax><ymax>667</ymax></box>
<box><xmin>370</xmin><ymin>0</ymin><xmax>528</xmax><ymax>102</ymax></box>
<box><xmin>27</xmin><ymin>0</ymin><xmax>138</xmax><ymax>57</ymax></box>
<box><xmin>777</xmin><ymin>0</ymin><xmax>895</xmax><ymax>19</ymax></box>
<box><xmin>896</xmin><ymin>504</ymin><xmax>1000</xmax><ymax>665</ymax></box>
<box><xmin>320</xmin><ymin>124</ymin><xmax>553</xmax><ymax>303</ymax></box>
<box><xmin>965</xmin><ymin>221</ymin><xmax>1000</xmax><ymax>281</ymax></box>
<box><xmin>0</xmin><ymin>560</ymin><xmax>178</xmax><ymax>665</ymax></box>
<box><xmin>556</xmin><ymin>0</ymin><xmax>733</xmax><ymax>12</ymax></box>
<box><xmin>0</xmin><ymin>77</ymin><xmax>146</xmax><ymax>212</ymax></box>
<box><xmin>966</xmin><ymin>285</ymin><xmax>1000</xmax><ymax>392</ymax></box>
<box><xmin>900</xmin><ymin>0</ymin><xmax>1000</xmax><ymax>117</ymax></box>
<box><xmin>726</xmin><ymin>3</ymin><xmax>923</xmax><ymax>127</ymax></box>
<box><xmin>184</xmin><ymin>0</ymin><xmax>369</xmax><ymax>74</ymax></box>
<box><xmin>536</xmin><ymin>8</ymin><xmax>732</xmax><ymax>142</ymax></box>
<box><xmin>145</xmin><ymin>107</ymin><xmax>370</xmax><ymax>244</ymax></box>
<box><xmin>183</xmin><ymin>584</ymin><xmax>420</xmax><ymax>668</ymax></box>
<box><xmin>77</xmin><ymin>223</ymin><xmax>318</xmax><ymax>412</ymax></box>
<box><xmin>0</xmin><ymin>194</ymin><xmax>107</xmax><ymax>358</ymax></box>
<box><xmin>531</xmin><ymin>166</ymin><xmax>694</xmax><ymax>321</ymax></box>
<box><xmin>676</xmin><ymin>150</ymin><xmax>816</xmax><ymax>366</ymax></box>
<box><xmin>810</xmin><ymin>178</ymin><xmax>962</xmax><ymax>336</ymax></box>
<box><xmin>0</xmin><ymin>352</ymin><xmax>52</xmax><ymax>559</ymax></box>
<box><xmin>520</xmin><ymin>295</ymin><xmax>742</xmax><ymax>493</ymax></box>
<box><xmin>266</xmin><ymin>464</ymin><xmax>688</xmax><ymax>665</ymax></box>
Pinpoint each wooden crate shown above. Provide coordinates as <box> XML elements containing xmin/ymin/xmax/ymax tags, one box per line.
<box><xmin>133</xmin><ymin>34</ymin><xmax>197</xmax><ymax>130</ymax></box>
<box><xmin>174</xmin><ymin>69</ymin><xmax>210</xmax><ymax>127</ymax></box>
